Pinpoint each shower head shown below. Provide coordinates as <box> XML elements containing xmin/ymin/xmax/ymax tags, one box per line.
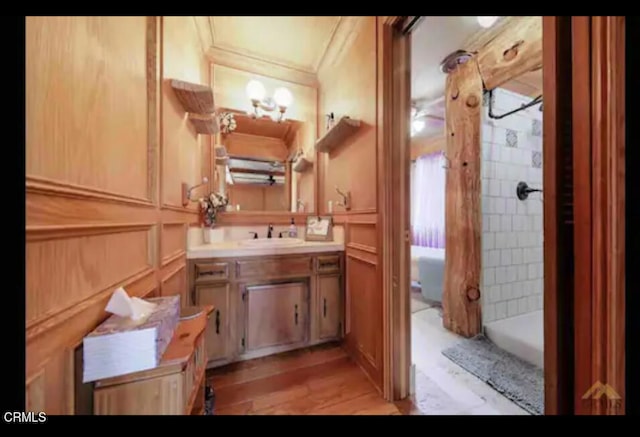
<box><xmin>440</xmin><ymin>50</ymin><xmax>473</xmax><ymax>74</ymax></box>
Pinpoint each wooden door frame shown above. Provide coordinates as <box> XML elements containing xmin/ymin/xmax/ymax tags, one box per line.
<box><xmin>571</xmin><ymin>16</ymin><xmax>626</xmax><ymax>415</ymax></box>
<box><xmin>381</xmin><ymin>16</ymin><xmax>626</xmax><ymax>414</ymax></box>
<box><xmin>379</xmin><ymin>15</ymin><xmax>569</xmax><ymax>406</ymax></box>
<box><xmin>378</xmin><ymin>15</ymin><xmax>411</xmax><ymax>401</ymax></box>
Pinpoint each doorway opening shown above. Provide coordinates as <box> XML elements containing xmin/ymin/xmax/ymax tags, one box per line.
<box><xmin>404</xmin><ymin>16</ymin><xmax>545</xmax><ymax>415</ymax></box>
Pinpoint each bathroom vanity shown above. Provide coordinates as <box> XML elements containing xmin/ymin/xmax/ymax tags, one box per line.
<box><xmin>187</xmin><ymin>238</ymin><xmax>345</xmax><ymax>367</ymax></box>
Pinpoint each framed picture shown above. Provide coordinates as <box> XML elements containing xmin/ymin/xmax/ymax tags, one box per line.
<box><xmin>305</xmin><ymin>216</ymin><xmax>333</xmax><ymax>241</ymax></box>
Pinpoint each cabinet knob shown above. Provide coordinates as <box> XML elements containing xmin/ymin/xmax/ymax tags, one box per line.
<box><xmin>215</xmin><ymin>310</ymin><xmax>220</xmax><ymax>334</ymax></box>
<box><xmin>294</xmin><ymin>304</ymin><xmax>298</xmax><ymax>325</ymax></box>
<box><xmin>323</xmin><ymin>298</ymin><xmax>327</xmax><ymax>317</ymax></box>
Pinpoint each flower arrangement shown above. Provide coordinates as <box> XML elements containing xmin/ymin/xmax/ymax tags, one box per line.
<box><xmin>218</xmin><ymin>112</ymin><xmax>237</xmax><ymax>135</ymax></box>
<box><xmin>199</xmin><ymin>192</ymin><xmax>229</xmax><ymax>228</ymax></box>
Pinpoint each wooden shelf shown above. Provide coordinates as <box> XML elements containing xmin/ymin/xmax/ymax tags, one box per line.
<box><xmin>189</xmin><ymin>113</ymin><xmax>219</xmax><ymax>135</ymax></box>
<box><xmin>170</xmin><ymin>79</ymin><xmax>215</xmax><ymax>113</ymax></box>
<box><xmin>315</xmin><ymin>116</ymin><xmax>361</xmax><ymax>153</ymax></box>
<box><xmin>170</xmin><ymin>79</ymin><xmax>219</xmax><ymax>135</ymax></box>
<box><xmin>292</xmin><ymin>156</ymin><xmax>313</xmax><ymax>172</ymax></box>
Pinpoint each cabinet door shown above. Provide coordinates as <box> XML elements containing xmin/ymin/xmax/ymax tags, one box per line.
<box><xmin>318</xmin><ymin>275</ymin><xmax>343</xmax><ymax>339</ymax></box>
<box><xmin>195</xmin><ymin>284</ymin><xmax>230</xmax><ymax>362</ymax></box>
<box><xmin>246</xmin><ymin>283</ymin><xmax>307</xmax><ymax>351</ymax></box>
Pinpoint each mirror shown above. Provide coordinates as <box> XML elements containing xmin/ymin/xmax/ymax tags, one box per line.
<box><xmin>214</xmin><ymin>108</ymin><xmax>315</xmax><ymax>213</ymax></box>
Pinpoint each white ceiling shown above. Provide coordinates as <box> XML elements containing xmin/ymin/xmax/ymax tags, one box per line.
<box><xmin>208</xmin><ymin>17</ymin><xmax>342</xmax><ymax>73</ymax></box>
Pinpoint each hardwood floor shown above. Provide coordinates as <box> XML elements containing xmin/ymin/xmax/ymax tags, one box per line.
<box><xmin>207</xmin><ymin>343</ymin><xmax>401</xmax><ymax>415</ymax></box>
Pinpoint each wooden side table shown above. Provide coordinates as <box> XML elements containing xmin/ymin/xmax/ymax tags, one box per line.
<box><xmin>93</xmin><ymin>305</ymin><xmax>214</xmax><ymax>415</ymax></box>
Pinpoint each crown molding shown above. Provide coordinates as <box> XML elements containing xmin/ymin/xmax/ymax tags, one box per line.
<box><xmin>316</xmin><ymin>16</ymin><xmax>365</xmax><ymax>78</ymax></box>
<box><xmin>193</xmin><ymin>16</ymin><xmax>214</xmax><ymax>55</ymax></box>
<box><xmin>206</xmin><ymin>46</ymin><xmax>318</xmax><ymax>88</ymax></box>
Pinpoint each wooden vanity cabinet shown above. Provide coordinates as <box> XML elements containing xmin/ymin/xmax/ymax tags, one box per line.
<box><xmin>188</xmin><ymin>252</ymin><xmax>344</xmax><ymax>368</ymax></box>
<box><xmin>316</xmin><ymin>254</ymin><xmax>344</xmax><ymax>340</ymax></box>
<box><xmin>318</xmin><ymin>275</ymin><xmax>342</xmax><ymax>339</ymax></box>
<box><xmin>190</xmin><ymin>261</ymin><xmax>237</xmax><ymax>365</ymax></box>
<box><xmin>195</xmin><ymin>284</ymin><xmax>231</xmax><ymax>362</ymax></box>
<box><xmin>244</xmin><ymin>282</ymin><xmax>307</xmax><ymax>351</ymax></box>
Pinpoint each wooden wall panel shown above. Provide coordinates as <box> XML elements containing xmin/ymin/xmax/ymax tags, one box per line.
<box><xmin>162</xmin><ymin>223</ymin><xmax>186</xmax><ymax>261</ymax></box>
<box><xmin>161</xmin><ymin>264</ymin><xmax>188</xmax><ymax>306</ymax></box>
<box><xmin>25</xmin><ymin>371</ymin><xmax>45</xmax><ymax>413</ymax></box>
<box><xmin>26</xmin><ymin>16</ymin><xmax>210</xmax><ymax>414</ymax></box>
<box><xmin>347</xmin><ymin>223</ymin><xmax>377</xmax><ymax>252</ymax></box>
<box><xmin>162</xmin><ymin>16</ymin><xmax>210</xmax><ymax>209</ymax></box>
<box><xmin>315</xmin><ymin>17</ymin><xmax>383</xmax><ymax>392</ymax></box>
<box><xmin>317</xmin><ymin>17</ymin><xmax>377</xmax><ymax>214</ymax></box>
<box><xmin>25</xmin><ymin>186</ymin><xmax>156</xmax><ymax>229</ymax></box>
<box><xmin>26</xmin><ymin>352</ymin><xmax>74</xmax><ymax>415</ymax></box>
<box><xmin>26</xmin><ymin>229</ymin><xmax>151</xmax><ymax>326</ymax></box>
<box><xmin>346</xmin><ymin>254</ymin><xmax>382</xmax><ymax>388</ymax></box>
<box><xmin>26</xmin><ymin>17</ymin><xmax>149</xmax><ymax>200</ymax></box>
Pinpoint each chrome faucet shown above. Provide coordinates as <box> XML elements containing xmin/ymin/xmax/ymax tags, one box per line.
<box><xmin>267</xmin><ymin>224</ymin><xmax>274</xmax><ymax>239</ymax></box>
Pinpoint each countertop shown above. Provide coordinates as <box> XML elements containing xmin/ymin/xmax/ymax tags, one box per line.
<box><xmin>187</xmin><ymin>240</ymin><xmax>345</xmax><ymax>259</ymax></box>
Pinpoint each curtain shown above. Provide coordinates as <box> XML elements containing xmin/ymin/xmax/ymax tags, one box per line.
<box><xmin>411</xmin><ymin>151</ymin><xmax>445</xmax><ymax>248</ymax></box>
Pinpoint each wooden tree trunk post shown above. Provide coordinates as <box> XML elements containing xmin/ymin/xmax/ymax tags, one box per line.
<box><xmin>442</xmin><ymin>59</ymin><xmax>483</xmax><ymax>338</ymax></box>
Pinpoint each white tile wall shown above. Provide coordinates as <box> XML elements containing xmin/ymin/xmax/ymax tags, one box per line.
<box><xmin>481</xmin><ymin>88</ymin><xmax>544</xmax><ymax>323</ymax></box>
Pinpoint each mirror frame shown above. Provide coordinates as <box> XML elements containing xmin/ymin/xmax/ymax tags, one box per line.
<box><xmin>210</xmin><ymin>116</ymin><xmax>318</xmax><ymax>222</ymax></box>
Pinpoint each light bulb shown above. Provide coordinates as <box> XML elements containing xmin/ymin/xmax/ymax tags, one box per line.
<box><xmin>412</xmin><ymin>119</ymin><xmax>425</xmax><ymax>134</ymax></box>
<box><xmin>246</xmin><ymin>79</ymin><xmax>266</xmax><ymax>101</ymax></box>
<box><xmin>477</xmin><ymin>16</ymin><xmax>499</xmax><ymax>28</ymax></box>
<box><xmin>273</xmin><ymin>87</ymin><xmax>293</xmax><ymax>108</ymax></box>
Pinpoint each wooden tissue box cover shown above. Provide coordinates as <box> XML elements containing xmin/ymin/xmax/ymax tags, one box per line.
<box><xmin>82</xmin><ymin>295</ymin><xmax>181</xmax><ymax>383</ymax></box>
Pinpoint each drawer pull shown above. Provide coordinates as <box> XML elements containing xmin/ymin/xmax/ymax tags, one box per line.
<box><xmin>215</xmin><ymin>310</ymin><xmax>220</xmax><ymax>334</ymax></box>
<box><xmin>294</xmin><ymin>304</ymin><xmax>298</xmax><ymax>325</ymax></box>
<box><xmin>318</xmin><ymin>258</ymin><xmax>340</xmax><ymax>270</ymax></box>
<box><xmin>323</xmin><ymin>298</ymin><xmax>327</xmax><ymax>317</ymax></box>
<box><xmin>199</xmin><ymin>270</ymin><xmax>224</xmax><ymax>277</ymax></box>
<box><xmin>320</xmin><ymin>262</ymin><xmax>339</xmax><ymax>268</ymax></box>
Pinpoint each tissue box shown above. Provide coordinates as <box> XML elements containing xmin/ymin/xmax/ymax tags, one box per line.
<box><xmin>82</xmin><ymin>295</ymin><xmax>180</xmax><ymax>383</ymax></box>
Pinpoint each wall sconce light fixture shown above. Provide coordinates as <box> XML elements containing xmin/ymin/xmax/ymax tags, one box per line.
<box><xmin>182</xmin><ymin>177</ymin><xmax>209</xmax><ymax>206</ymax></box>
<box><xmin>245</xmin><ymin>79</ymin><xmax>293</xmax><ymax>122</ymax></box>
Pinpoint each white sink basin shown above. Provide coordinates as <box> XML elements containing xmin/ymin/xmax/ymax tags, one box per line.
<box><xmin>238</xmin><ymin>238</ymin><xmax>305</xmax><ymax>248</ymax></box>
